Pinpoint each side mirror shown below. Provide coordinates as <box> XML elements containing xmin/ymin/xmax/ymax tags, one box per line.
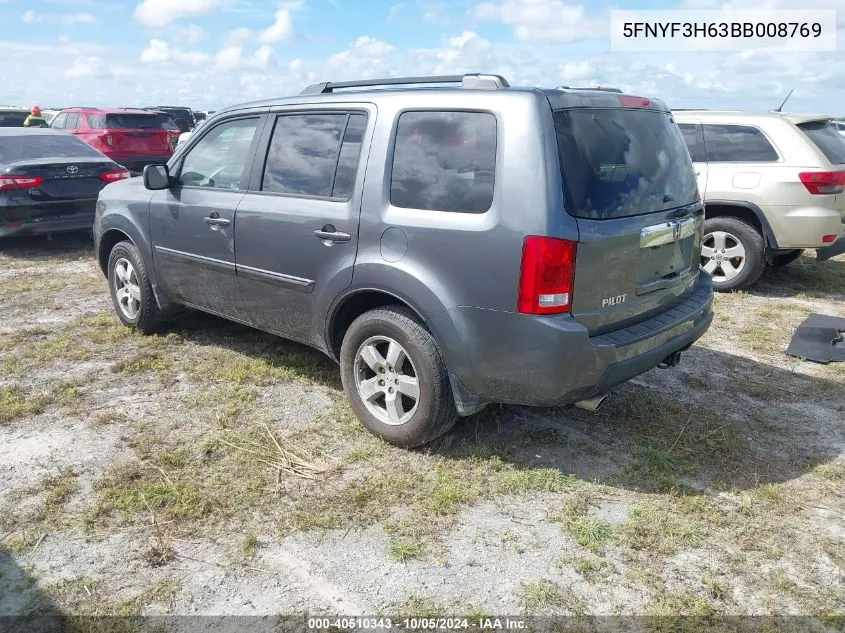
<box><xmin>143</xmin><ymin>164</ymin><xmax>170</xmax><ymax>190</ymax></box>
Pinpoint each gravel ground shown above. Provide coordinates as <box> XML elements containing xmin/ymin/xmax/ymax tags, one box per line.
<box><xmin>0</xmin><ymin>232</ymin><xmax>843</xmax><ymax>624</ymax></box>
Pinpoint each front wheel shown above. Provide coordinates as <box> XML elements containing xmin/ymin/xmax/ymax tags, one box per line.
<box><xmin>340</xmin><ymin>307</ymin><xmax>459</xmax><ymax>448</ymax></box>
<box><xmin>700</xmin><ymin>217</ymin><xmax>766</xmax><ymax>291</ymax></box>
<box><xmin>107</xmin><ymin>241</ymin><xmax>166</xmax><ymax>334</ymax></box>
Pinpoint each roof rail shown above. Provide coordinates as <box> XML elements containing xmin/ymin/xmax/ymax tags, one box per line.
<box><xmin>300</xmin><ymin>73</ymin><xmax>510</xmax><ymax>95</ymax></box>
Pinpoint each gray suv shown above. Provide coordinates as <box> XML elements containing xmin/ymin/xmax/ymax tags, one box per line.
<box><xmin>93</xmin><ymin>74</ymin><xmax>713</xmax><ymax>447</ymax></box>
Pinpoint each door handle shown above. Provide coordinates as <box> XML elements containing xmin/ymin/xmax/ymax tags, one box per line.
<box><xmin>204</xmin><ymin>215</ymin><xmax>231</xmax><ymax>229</ymax></box>
<box><xmin>314</xmin><ymin>225</ymin><xmax>351</xmax><ymax>244</ymax></box>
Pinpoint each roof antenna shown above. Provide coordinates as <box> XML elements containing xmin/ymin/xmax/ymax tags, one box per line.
<box><xmin>773</xmin><ymin>88</ymin><xmax>793</xmax><ymax>112</ymax></box>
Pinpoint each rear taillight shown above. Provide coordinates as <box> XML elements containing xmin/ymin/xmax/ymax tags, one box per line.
<box><xmin>0</xmin><ymin>176</ymin><xmax>44</xmax><ymax>191</ymax></box>
<box><xmin>823</xmin><ymin>234</ymin><xmax>837</xmax><ymax>244</ymax></box>
<box><xmin>619</xmin><ymin>95</ymin><xmax>650</xmax><ymax>107</ymax></box>
<box><xmin>518</xmin><ymin>236</ymin><xmax>577</xmax><ymax>315</ymax></box>
<box><xmin>100</xmin><ymin>169</ymin><xmax>131</xmax><ymax>182</ymax></box>
<box><xmin>799</xmin><ymin>171</ymin><xmax>845</xmax><ymax>195</ymax></box>
<box><xmin>102</xmin><ymin>134</ymin><xmax>114</xmax><ymax>147</ymax></box>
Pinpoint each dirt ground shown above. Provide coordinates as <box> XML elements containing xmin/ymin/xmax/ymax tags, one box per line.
<box><xmin>0</xmin><ymin>232</ymin><xmax>843</xmax><ymax>624</ymax></box>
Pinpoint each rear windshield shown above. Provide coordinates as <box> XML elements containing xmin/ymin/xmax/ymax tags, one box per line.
<box><xmin>0</xmin><ymin>112</ymin><xmax>28</xmax><ymax>127</ymax></box>
<box><xmin>156</xmin><ymin>114</ymin><xmax>179</xmax><ymax>130</ymax></box>
<box><xmin>87</xmin><ymin>114</ymin><xmax>163</xmax><ymax>130</ymax></box>
<box><xmin>798</xmin><ymin>120</ymin><xmax>845</xmax><ymax>165</ymax></box>
<box><xmin>553</xmin><ymin>108</ymin><xmax>698</xmax><ymax>220</ymax></box>
<box><xmin>0</xmin><ymin>133</ymin><xmax>104</xmax><ymax>163</ymax></box>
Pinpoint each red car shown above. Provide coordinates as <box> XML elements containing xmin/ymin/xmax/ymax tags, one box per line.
<box><xmin>50</xmin><ymin>107</ymin><xmax>173</xmax><ymax>173</ymax></box>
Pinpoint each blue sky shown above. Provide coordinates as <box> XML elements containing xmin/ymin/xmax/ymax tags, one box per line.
<box><xmin>0</xmin><ymin>0</ymin><xmax>843</xmax><ymax>113</ymax></box>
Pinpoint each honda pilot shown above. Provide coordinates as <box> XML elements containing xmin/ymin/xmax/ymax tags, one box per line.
<box><xmin>94</xmin><ymin>74</ymin><xmax>714</xmax><ymax>447</ymax></box>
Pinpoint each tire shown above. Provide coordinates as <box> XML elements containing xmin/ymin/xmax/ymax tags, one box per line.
<box><xmin>701</xmin><ymin>217</ymin><xmax>766</xmax><ymax>291</ymax></box>
<box><xmin>770</xmin><ymin>249</ymin><xmax>805</xmax><ymax>268</ymax></box>
<box><xmin>107</xmin><ymin>241</ymin><xmax>166</xmax><ymax>334</ymax></box>
<box><xmin>339</xmin><ymin>306</ymin><xmax>459</xmax><ymax>448</ymax></box>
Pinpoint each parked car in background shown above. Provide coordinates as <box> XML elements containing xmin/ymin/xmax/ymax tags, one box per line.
<box><xmin>0</xmin><ymin>128</ymin><xmax>128</xmax><ymax>238</ymax></box>
<box><xmin>0</xmin><ymin>107</ymin><xmax>29</xmax><ymax>127</ymax></box>
<box><xmin>834</xmin><ymin>121</ymin><xmax>845</xmax><ymax>137</ymax></box>
<box><xmin>51</xmin><ymin>107</ymin><xmax>173</xmax><ymax>174</ymax></box>
<box><xmin>95</xmin><ymin>73</ymin><xmax>713</xmax><ymax>448</ymax></box>
<box><xmin>675</xmin><ymin>111</ymin><xmax>845</xmax><ymax>290</ymax></box>
<box><xmin>148</xmin><ymin>110</ymin><xmax>181</xmax><ymax>147</ymax></box>
<box><xmin>42</xmin><ymin>109</ymin><xmax>61</xmax><ymax>125</ymax></box>
<box><xmin>144</xmin><ymin>106</ymin><xmax>196</xmax><ymax>133</ymax></box>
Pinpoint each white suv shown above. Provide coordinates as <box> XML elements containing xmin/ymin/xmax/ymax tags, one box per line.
<box><xmin>673</xmin><ymin>111</ymin><xmax>845</xmax><ymax>290</ymax></box>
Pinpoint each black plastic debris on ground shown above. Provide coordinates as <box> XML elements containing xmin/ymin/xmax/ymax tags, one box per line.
<box><xmin>786</xmin><ymin>313</ymin><xmax>845</xmax><ymax>363</ymax></box>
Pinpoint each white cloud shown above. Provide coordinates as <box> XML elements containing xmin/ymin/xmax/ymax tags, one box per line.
<box><xmin>472</xmin><ymin>0</ymin><xmax>605</xmax><ymax>42</ymax></box>
<box><xmin>20</xmin><ymin>10</ymin><xmax>96</xmax><ymax>25</ymax></box>
<box><xmin>226</xmin><ymin>27</ymin><xmax>253</xmax><ymax>46</ymax></box>
<box><xmin>259</xmin><ymin>8</ymin><xmax>294</xmax><ymax>43</ymax></box>
<box><xmin>65</xmin><ymin>56</ymin><xmax>131</xmax><ymax>79</ymax></box>
<box><xmin>140</xmin><ymin>39</ymin><xmax>210</xmax><ymax>66</ymax></box>
<box><xmin>133</xmin><ymin>0</ymin><xmax>220</xmax><ymax>28</ymax></box>
<box><xmin>170</xmin><ymin>24</ymin><xmax>207</xmax><ymax>45</ymax></box>
<box><xmin>214</xmin><ymin>45</ymin><xmax>275</xmax><ymax>71</ymax></box>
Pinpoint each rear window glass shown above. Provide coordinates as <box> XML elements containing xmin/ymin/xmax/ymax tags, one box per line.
<box><xmin>0</xmin><ymin>133</ymin><xmax>104</xmax><ymax>163</ymax></box>
<box><xmin>87</xmin><ymin>114</ymin><xmax>163</xmax><ymax>129</ymax></box>
<box><xmin>553</xmin><ymin>109</ymin><xmax>698</xmax><ymax>220</ymax></box>
<box><xmin>702</xmin><ymin>124</ymin><xmax>779</xmax><ymax>162</ymax></box>
<box><xmin>798</xmin><ymin>121</ymin><xmax>845</xmax><ymax>165</ymax></box>
<box><xmin>0</xmin><ymin>112</ymin><xmax>28</xmax><ymax>127</ymax></box>
<box><xmin>390</xmin><ymin>111</ymin><xmax>497</xmax><ymax>214</ymax></box>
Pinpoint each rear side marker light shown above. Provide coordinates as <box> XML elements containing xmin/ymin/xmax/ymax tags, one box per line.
<box><xmin>799</xmin><ymin>171</ymin><xmax>845</xmax><ymax>195</ymax></box>
<box><xmin>823</xmin><ymin>235</ymin><xmax>837</xmax><ymax>244</ymax></box>
<box><xmin>518</xmin><ymin>236</ymin><xmax>577</xmax><ymax>315</ymax></box>
<box><xmin>100</xmin><ymin>170</ymin><xmax>131</xmax><ymax>182</ymax></box>
<box><xmin>0</xmin><ymin>176</ymin><xmax>44</xmax><ymax>191</ymax></box>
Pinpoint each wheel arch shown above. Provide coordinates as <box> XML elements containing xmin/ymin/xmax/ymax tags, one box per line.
<box><xmin>704</xmin><ymin>200</ymin><xmax>779</xmax><ymax>249</ymax></box>
<box><xmin>325</xmin><ymin>288</ymin><xmax>431</xmax><ymax>360</ymax></box>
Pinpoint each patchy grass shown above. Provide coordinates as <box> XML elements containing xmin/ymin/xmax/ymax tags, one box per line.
<box><xmin>241</xmin><ymin>533</ymin><xmax>259</xmax><ymax>559</ymax></box>
<box><xmin>0</xmin><ymin>386</ymin><xmax>47</xmax><ymax>424</ymax></box>
<box><xmin>113</xmin><ymin>352</ymin><xmax>168</xmax><ymax>375</ymax></box>
<box><xmin>388</xmin><ymin>537</ymin><xmax>426</xmax><ymax>563</ymax></box>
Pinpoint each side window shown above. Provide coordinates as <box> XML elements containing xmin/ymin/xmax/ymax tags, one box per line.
<box><xmin>703</xmin><ymin>124</ymin><xmax>779</xmax><ymax>162</ymax></box>
<box><xmin>179</xmin><ymin>117</ymin><xmax>259</xmax><ymax>190</ymax></box>
<box><xmin>678</xmin><ymin>123</ymin><xmax>706</xmax><ymax>163</ymax></box>
<box><xmin>51</xmin><ymin>113</ymin><xmax>67</xmax><ymax>129</ymax></box>
<box><xmin>390</xmin><ymin>111</ymin><xmax>497</xmax><ymax>214</ymax></box>
<box><xmin>65</xmin><ymin>113</ymin><xmax>80</xmax><ymax>129</ymax></box>
<box><xmin>261</xmin><ymin>112</ymin><xmax>366</xmax><ymax>198</ymax></box>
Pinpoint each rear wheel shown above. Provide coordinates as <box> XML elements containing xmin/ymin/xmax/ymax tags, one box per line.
<box><xmin>770</xmin><ymin>249</ymin><xmax>805</xmax><ymax>267</ymax></box>
<box><xmin>340</xmin><ymin>307</ymin><xmax>458</xmax><ymax>448</ymax></box>
<box><xmin>700</xmin><ymin>217</ymin><xmax>766</xmax><ymax>291</ymax></box>
<box><xmin>107</xmin><ymin>241</ymin><xmax>165</xmax><ymax>334</ymax></box>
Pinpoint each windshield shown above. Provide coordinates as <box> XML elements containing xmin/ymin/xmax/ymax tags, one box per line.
<box><xmin>0</xmin><ymin>112</ymin><xmax>28</xmax><ymax>127</ymax></box>
<box><xmin>0</xmin><ymin>133</ymin><xmax>105</xmax><ymax>163</ymax></box>
<box><xmin>553</xmin><ymin>108</ymin><xmax>698</xmax><ymax>220</ymax></box>
<box><xmin>798</xmin><ymin>120</ymin><xmax>845</xmax><ymax>165</ymax></box>
<box><xmin>87</xmin><ymin>114</ymin><xmax>163</xmax><ymax>130</ymax></box>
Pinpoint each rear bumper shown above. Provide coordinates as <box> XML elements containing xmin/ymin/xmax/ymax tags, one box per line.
<box><xmin>0</xmin><ymin>200</ymin><xmax>96</xmax><ymax>237</ymax></box>
<box><xmin>768</xmin><ymin>207</ymin><xmax>844</xmax><ymax>248</ymax></box>
<box><xmin>434</xmin><ymin>275</ymin><xmax>714</xmax><ymax>414</ymax></box>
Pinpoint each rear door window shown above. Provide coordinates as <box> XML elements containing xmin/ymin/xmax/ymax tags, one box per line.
<box><xmin>51</xmin><ymin>113</ymin><xmax>68</xmax><ymax>129</ymax></box>
<box><xmin>261</xmin><ymin>112</ymin><xmax>366</xmax><ymax>199</ymax></box>
<box><xmin>797</xmin><ymin>120</ymin><xmax>845</xmax><ymax>165</ymax></box>
<box><xmin>390</xmin><ymin>111</ymin><xmax>497</xmax><ymax>214</ymax></box>
<box><xmin>65</xmin><ymin>113</ymin><xmax>80</xmax><ymax>129</ymax></box>
<box><xmin>553</xmin><ymin>108</ymin><xmax>697</xmax><ymax>220</ymax></box>
<box><xmin>702</xmin><ymin>124</ymin><xmax>779</xmax><ymax>162</ymax></box>
<box><xmin>678</xmin><ymin>123</ymin><xmax>706</xmax><ymax>162</ymax></box>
